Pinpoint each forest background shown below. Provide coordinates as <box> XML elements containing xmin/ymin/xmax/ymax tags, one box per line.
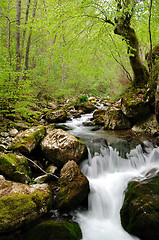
<box><xmin>0</xmin><ymin>0</ymin><xmax>159</xmax><ymax>119</ymax></box>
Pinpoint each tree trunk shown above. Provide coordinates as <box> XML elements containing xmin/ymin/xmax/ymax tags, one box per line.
<box><xmin>113</xmin><ymin>0</ymin><xmax>149</xmax><ymax>88</ymax></box>
<box><xmin>21</xmin><ymin>0</ymin><xmax>31</xmax><ymax>50</ymax></box>
<box><xmin>15</xmin><ymin>0</ymin><xmax>21</xmax><ymax>78</ymax></box>
<box><xmin>24</xmin><ymin>0</ymin><xmax>37</xmax><ymax>71</ymax></box>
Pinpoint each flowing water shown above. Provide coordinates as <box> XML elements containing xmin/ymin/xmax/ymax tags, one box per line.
<box><xmin>62</xmin><ymin>113</ymin><xmax>159</xmax><ymax>240</ymax></box>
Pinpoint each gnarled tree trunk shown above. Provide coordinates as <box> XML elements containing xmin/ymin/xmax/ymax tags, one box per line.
<box><xmin>113</xmin><ymin>0</ymin><xmax>149</xmax><ymax>88</ymax></box>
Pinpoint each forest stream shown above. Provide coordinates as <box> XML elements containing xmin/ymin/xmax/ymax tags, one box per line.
<box><xmin>60</xmin><ymin>112</ymin><xmax>159</xmax><ymax>240</ymax></box>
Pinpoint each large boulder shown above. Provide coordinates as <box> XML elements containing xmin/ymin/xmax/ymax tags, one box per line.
<box><xmin>121</xmin><ymin>91</ymin><xmax>152</xmax><ymax>123</ymax></box>
<box><xmin>23</xmin><ymin>220</ymin><xmax>82</xmax><ymax>240</ymax></box>
<box><xmin>0</xmin><ymin>179</ymin><xmax>52</xmax><ymax>233</ymax></box>
<box><xmin>93</xmin><ymin>108</ymin><xmax>107</xmax><ymax>125</ymax></box>
<box><xmin>93</xmin><ymin>107</ymin><xmax>132</xmax><ymax>129</ymax></box>
<box><xmin>57</xmin><ymin>160</ymin><xmax>89</xmax><ymax>211</ymax></box>
<box><xmin>120</xmin><ymin>175</ymin><xmax>159</xmax><ymax>240</ymax></box>
<box><xmin>103</xmin><ymin>107</ymin><xmax>132</xmax><ymax>130</ymax></box>
<box><xmin>45</xmin><ymin>109</ymin><xmax>67</xmax><ymax>123</ymax></box>
<box><xmin>74</xmin><ymin>101</ymin><xmax>96</xmax><ymax>113</ymax></box>
<box><xmin>11</xmin><ymin>125</ymin><xmax>46</xmax><ymax>154</ymax></box>
<box><xmin>0</xmin><ymin>153</ymin><xmax>31</xmax><ymax>184</ymax></box>
<box><xmin>132</xmin><ymin>114</ymin><xmax>159</xmax><ymax>136</ymax></box>
<box><xmin>41</xmin><ymin>129</ymin><xmax>88</xmax><ymax>168</ymax></box>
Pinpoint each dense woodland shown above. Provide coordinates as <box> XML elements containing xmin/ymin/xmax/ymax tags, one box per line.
<box><xmin>0</xmin><ymin>0</ymin><xmax>159</xmax><ymax>118</ymax></box>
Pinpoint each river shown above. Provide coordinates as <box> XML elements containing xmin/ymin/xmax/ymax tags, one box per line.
<box><xmin>61</xmin><ymin>112</ymin><xmax>159</xmax><ymax>240</ymax></box>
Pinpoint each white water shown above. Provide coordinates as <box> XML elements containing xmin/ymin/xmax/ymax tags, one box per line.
<box><xmin>73</xmin><ymin>143</ymin><xmax>159</xmax><ymax>240</ymax></box>
<box><xmin>63</xmin><ymin>113</ymin><xmax>159</xmax><ymax>240</ymax></box>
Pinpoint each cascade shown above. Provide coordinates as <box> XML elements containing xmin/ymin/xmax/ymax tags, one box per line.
<box><xmin>63</xmin><ymin>112</ymin><xmax>159</xmax><ymax>240</ymax></box>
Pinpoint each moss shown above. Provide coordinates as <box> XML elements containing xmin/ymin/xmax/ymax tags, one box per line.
<box><xmin>0</xmin><ymin>153</ymin><xmax>31</xmax><ymax>181</ymax></box>
<box><xmin>23</xmin><ymin>220</ymin><xmax>82</xmax><ymax>240</ymax></box>
<box><xmin>11</xmin><ymin>126</ymin><xmax>46</xmax><ymax>154</ymax></box>
<box><xmin>0</xmin><ymin>190</ymin><xmax>51</xmax><ymax>232</ymax></box>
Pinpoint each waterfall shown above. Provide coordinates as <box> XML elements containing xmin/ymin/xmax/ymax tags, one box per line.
<box><xmin>73</xmin><ymin>142</ymin><xmax>159</xmax><ymax>240</ymax></box>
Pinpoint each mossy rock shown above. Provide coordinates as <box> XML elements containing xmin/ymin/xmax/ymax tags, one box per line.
<box><xmin>11</xmin><ymin>125</ymin><xmax>46</xmax><ymax>154</ymax></box>
<box><xmin>74</xmin><ymin>101</ymin><xmax>95</xmax><ymax>113</ymax></box>
<box><xmin>23</xmin><ymin>220</ymin><xmax>82</xmax><ymax>240</ymax></box>
<box><xmin>93</xmin><ymin>108</ymin><xmax>107</xmax><ymax>125</ymax></box>
<box><xmin>121</xmin><ymin>91</ymin><xmax>152</xmax><ymax>123</ymax></box>
<box><xmin>45</xmin><ymin>109</ymin><xmax>67</xmax><ymax>123</ymax></box>
<box><xmin>0</xmin><ymin>153</ymin><xmax>31</xmax><ymax>184</ymax></box>
<box><xmin>120</xmin><ymin>174</ymin><xmax>159</xmax><ymax>240</ymax></box>
<box><xmin>0</xmin><ymin>180</ymin><xmax>52</xmax><ymax>233</ymax></box>
<box><xmin>57</xmin><ymin>160</ymin><xmax>89</xmax><ymax>211</ymax></box>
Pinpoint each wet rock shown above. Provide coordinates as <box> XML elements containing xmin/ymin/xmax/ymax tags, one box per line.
<box><xmin>74</xmin><ymin>101</ymin><xmax>96</xmax><ymax>113</ymax></box>
<box><xmin>93</xmin><ymin>108</ymin><xmax>107</xmax><ymax>125</ymax></box>
<box><xmin>121</xmin><ymin>91</ymin><xmax>152</xmax><ymax>123</ymax></box>
<box><xmin>103</xmin><ymin>107</ymin><xmax>132</xmax><ymax>130</ymax></box>
<box><xmin>120</xmin><ymin>175</ymin><xmax>159</xmax><ymax>240</ymax></box>
<box><xmin>82</xmin><ymin>121</ymin><xmax>95</xmax><ymax>126</ymax></box>
<box><xmin>0</xmin><ymin>179</ymin><xmax>52</xmax><ymax>233</ymax></box>
<box><xmin>132</xmin><ymin>114</ymin><xmax>159</xmax><ymax>136</ymax></box>
<box><xmin>11</xmin><ymin>125</ymin><xmax>46</xmax><ymax>154</ymax></box>
<box><xmin>0</xmin><ymin>152</ymin><xmax>31</xmax><ymax>184</ymax></box>
<box><xmin>41</xmin><ymin>129</ymin><xmax>88</xmax><ymax>168</ymax></box>
<box><xmin>23</xmin><ymin>220</ymin><xmax>82</xmax><ymax>240</ymax></box>
<box><xmin>45</xmin><ymin>109</ymin><xmax>67</xmax><ymax>123</ymax></box>
<box><xmin>57</xmin><ymin>160</ymin><xmax>89</xmax><ymax>211</ymax></box>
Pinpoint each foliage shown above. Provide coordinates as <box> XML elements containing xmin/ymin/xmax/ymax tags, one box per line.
<box><xmin>0</xmin><ymin>0</ymin><xmax>159</xmax><ymax>118</ymax></box>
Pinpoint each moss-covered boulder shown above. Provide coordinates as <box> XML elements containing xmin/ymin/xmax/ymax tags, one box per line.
<box><xmin>103</xmin><ymin>107</ymin><xmax>132</xmax><ymax>130</ymax></box>
<box><xmin>23</xmin><ymin>220</ymin><xmax>82</xmax><ymax>240</ymax></box>
<box><xmin>0</xmin><ymin>179</ymin><xmax>52</xmax><ymax>233</ymax></box>
<box><xmin>11</xmin><ymin>125</ymin><xmax>46</xmax><ymax>154</ymax></box>
<box><xmin>93</xmin><ymin>108</ymin><xmax>106</xmax><ymax>125</ymax></box>
<box><xmin>132</xmin><ymin>114</ymin><xmax>159</xmax><ymax>136</ymax></box>
<box><xmin>121</xmin><ymin>91</ymin><xmax>152</xmax><ymax>123</ymax></box>
<box><xmin>41</xmin><ymin>129</ymin><xmax>88</xmax><ymax>168</ymax></box>
<box><xmin>0</xmin><ymin>153</ymin><xmax>31</xmax><ymax>184</ymax></box>
<box><xmin>45</xmin><ymin>109</ymin><xmax>67</xmax><ymax>123</ymax></box>
<box><xmin>57</xmin><ymin>160</ymin><xmax>89</xmax><ymax>211</ymax></box>
<box><xmin>74</xmin><ymin>101</ymin><xmax>96</xmax><ymax>113</ymax></box>
<box><xmin>120</xmin><ymin>175</ymin><xmax>159</xmax><ymax>240</ymax></box>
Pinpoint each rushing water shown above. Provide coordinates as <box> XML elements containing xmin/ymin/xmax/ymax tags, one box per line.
<box><xmin>62</xmin><ymin>113</ymin><xmax>159</xmax><ymax>240</ymax></box>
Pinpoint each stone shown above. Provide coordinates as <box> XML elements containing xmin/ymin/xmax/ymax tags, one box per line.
<box><xmin>120</xmin><ymin>175</ymin><xmax>159</xmax><ymax>240</ymax></box>
<box><xmin>0</xmin><ymin>180</ymin><xmax>52</xmax><ymax>233</ymax></box>
<box><xmin>23</xmin><ymin>220</ymin><xmax>82</xmax><ymax>240</ymax></box>
<box><xmin>11</xmin><ymin>125</ymin><xmax>46</xmax><ymax>154</ymax></box>
<box><xmin>74</xmin><ymin>101</ymin><xmax>96</xmax><ymax>113</ymax></box>
<box><xmin>121</xmin><ymin>91</ymin><xmax>152</xmax><ymax>123</ymax></box>
<box><xmin>0</xmin><ymin>152</ymin><xmax>31</xmax><ymax>184</ymax></box>
<box><xmin>57</xmin><ymin>160</ymin><xmax>89</xmax><ymax>211</ymax></box>
<box><xmin>103</xmin><ymin>107</ymin><xmax>132</xmax><ymax>130</ymax></box>
<box><xmin>132</xmin><ymin>114</ymin><xmax>159</xmax><ymax>136</ymax></box>
<box><xmin>46</xmin><ymin>164</ymin><xmax>57</xmax><ymax>175</ymax></box>
<box><xmin>45</xmin><ymin>109</ymin><xmax>67</xmax><ymax>123</ymax></box>
<box><xmin>9</xmin><ymin>129</ymin><xmax>18</xmax><ymax>137</ymax></box>
<box><xmin>93</xmin><ymin>108</ymin><xmax>107</xmax><ymax>125</ymax></box>
<box><xmin>41</xmin><ymin>129</ymin><xmax>88</xmax><ymax>168</ymax></box>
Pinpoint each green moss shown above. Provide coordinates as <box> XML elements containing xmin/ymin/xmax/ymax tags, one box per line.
<box><xmin>0</xmin><ymin>153</ymin><xmax>31</xmax><ymax>181</ymax></box>
<box><xmin>23</xmin><ymin>220</ymin><xmax>82</xmax><ymax>240</ymax></box>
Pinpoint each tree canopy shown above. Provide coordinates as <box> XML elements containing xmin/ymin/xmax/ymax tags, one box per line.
<box><xmin>0</xmin><ymin>0</ymin><xmax>158</xmax><ymax>117</ymax></box>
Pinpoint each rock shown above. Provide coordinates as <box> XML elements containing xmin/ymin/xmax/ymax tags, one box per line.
<box><xmin>132</xmin><ymin>114</ymin><xmax>159</xmax><ymax>136</ymax></box>
<box><xmin>9</xmin><ymin>129</ymin><xmax>18</xmax><ymax>137</ymax></box>
<box><xmin>11</xmin><ymin>125</ymin><xmax>46</xmax><ymax>154</ymax></box>
<box><xmin>0</xmin><ymin>179</ymin><xmax>52</xmax><ymax>233</ymax></box>
<box><xmin>82</xmin><ymin>121</ymin><xmax>95</xmax><ymax>126</ymax></box>
<box><xmin>103</xmin><ymin>107</ymin><xmax>132</xmax><ymax>130</ymax></box>
<box><xmin>120</xmin><ymin>175</ymin><xmax>159</xmax><ymax>240</ymax></box>
<box><xmin>57</xmin><ymin>160</ymin><xmax>89</xmax><ymax>211</ymax></box>
<box><xmin>46</xmin><ymin>164</ymin><xmax>57</xmax><ymax>175</ymax></box>
<box><xmin>74</xmin><ymin>101</ymin><xmax>96</xmax><ymax>113</ymax></box>
<box><xmin>41</xmin><ymin>129</ymin><xmax>88</xmax><ymax>168</ymax></box>
<box><xmin>23</xmin><ymin>220</ymin><xmax>82</xmax><ymax>240</ymax></box>
<box><xmin>45</xmin><ymin>109</ymin><xmax>67</xmax><ymax>123</ymax></box>
<box><xmin>0</xmin><ymin>175</ymin><xmax>5</xmax><ymax>180</ymax></box>
<box><xmin>121</xmin><ymin>91</ymin><xmax>152</xmax><ymax>123</ymax></box>
<box><xmin>0</xmin><ymin>153</ymin><xmax>31</xmax><ymax>184</ymax></box>
<box><xmin>0</xmin><ymin>132</ymin><xmax>9</xmax><ymax>138</ymax></box>
<box><xmin>93</xmin><ymin>108</ymin><xmax>107</xmax><ymax>125</ymax></box>
<box><xmin>47</xmin><ymin>102</ymin><xmax>57</xmax><ymax>109</ymax></box>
